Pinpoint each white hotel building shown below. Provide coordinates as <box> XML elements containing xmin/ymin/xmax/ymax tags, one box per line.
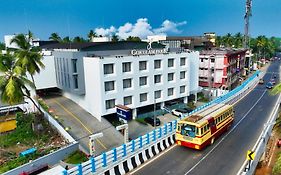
<box><xmin>38</xmin><ymin>41</ymin><xmax>199</xmax><ymax>121</ymax></box>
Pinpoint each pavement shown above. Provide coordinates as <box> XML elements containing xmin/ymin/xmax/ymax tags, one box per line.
<box><xmin>128</xmin><ymin>114</ymin><xmax>178</xmax><ymax>140</ymax></box>
<box><xmin>43</xmin><ymin>96</ymin><xmax>124</xmax><ymax>156</ymax></box>
<box><xmin>131</xmin><ymin>61</ymin><xmax>281</xmax><ymax>175</ymax></box>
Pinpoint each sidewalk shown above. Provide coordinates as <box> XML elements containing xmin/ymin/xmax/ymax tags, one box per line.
<box><xmin>43</xmin><ymin>96</ymin><xmax>124</xmax><ymax>156</ymax></box>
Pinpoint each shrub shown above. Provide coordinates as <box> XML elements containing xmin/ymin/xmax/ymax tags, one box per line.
<box><xmin>273</xmin><ymin>152</ymin><xmax>281</xmax><ymax>175</ymax></box>
<box><xmin>135</xmin><ymin>118</ymin><xmax>147</xmax><ymax>125</ymax></box>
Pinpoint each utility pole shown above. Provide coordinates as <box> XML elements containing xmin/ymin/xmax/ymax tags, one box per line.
<box><xmin>244</xmin><ymin>0</ymin><xmax>252</xmax><ymax>49</ymax></box>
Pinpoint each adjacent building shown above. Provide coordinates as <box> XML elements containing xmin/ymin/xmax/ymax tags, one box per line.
<box><xmin>199</xmin><ymin>48</ymin><xmax>247</xmax><ymax>90</ymax></box>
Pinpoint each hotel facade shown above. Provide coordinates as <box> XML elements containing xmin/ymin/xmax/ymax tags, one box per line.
<box><xmin>36</xmin><ymin>41</ymin><xmax>200</xmax><ymax>121</ymax></box>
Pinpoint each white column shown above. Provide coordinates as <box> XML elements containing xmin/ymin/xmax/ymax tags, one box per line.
<box><xmin>184</xmin><ymin>96</ymin><xmax>188</xmax><ymax>103</ymax></box>
<box><xmin>194</xmin><ymin>93</ymin><xmax>198</xmax><ymax>103</ymax></box>
<box><xmin>160</xmin><ymin>102</ymin><xmax>165</xmax><ymax>108</ymax></box>
<box><xmin>132</xmin><ymin>108</ymin><xmax>137</xmax><ymax>119</ymax></box>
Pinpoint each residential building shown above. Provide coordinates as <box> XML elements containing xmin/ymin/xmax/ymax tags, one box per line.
<box><xmin>199</xmin><ymin>48</ymin><xmax>247</xmax><ymax>90</ymax></box>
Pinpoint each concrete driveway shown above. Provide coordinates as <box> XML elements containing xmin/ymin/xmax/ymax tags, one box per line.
<box><xmin>128</xmin><ymin>114</ymin><xmax>178</xmax><ymax>140</ymax></box>
<box><xmin>43</xmin><ymin>96</ymin><xmax>124</xmax><ymax>156</ymax></box>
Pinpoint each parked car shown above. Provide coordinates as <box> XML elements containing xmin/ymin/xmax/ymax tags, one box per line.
<box><xmin>259</xmin><ymin>79</ymin><xmax>264</xmax><ymax>84</ymax></box>
<box><xmin>144</xmin><ymin>117</ymin><xmax>161</xmax><ymax>126</ymax></box>
<box><xmin>270</xmin><ymin>78</ymin><xmax>276</xmax><ymax>84</ymax></box>
<box><xmin>266</xmin><ymin>82</ymin><xmax>273</xmax><ymax>89</ymax></box>
<box><xmin>171</xmin><ymin>108</ymin><xmax>193</xmax><ymax>117</ymax></box>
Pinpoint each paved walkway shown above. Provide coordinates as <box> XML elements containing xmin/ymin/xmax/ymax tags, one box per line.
<box><xmin>43</xmin><ymin>96</ymin><xmax>124</xmax><ymax>156</ymax></box>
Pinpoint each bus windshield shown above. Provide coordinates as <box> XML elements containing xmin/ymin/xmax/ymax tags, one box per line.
<box><xmin>179</xmin><ymin>123</ymin><xmax>197</xmax><ymax>138</ymax></box>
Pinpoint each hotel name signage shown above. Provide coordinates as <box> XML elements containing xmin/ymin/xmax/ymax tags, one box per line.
<box><xmin>131</xmin><ymin>48</ymin><xmax>168</xmax><ymax>56</ymax></box>
<box><xmin>130</xmin><ymin>39</ymin><xmax>168</xmax><ymax>56</ymax></box>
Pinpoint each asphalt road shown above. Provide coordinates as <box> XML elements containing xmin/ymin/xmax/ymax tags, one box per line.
<box><xmin>132</xmin><ymin>61</ymin><xmax>280</xmax><ymax>175</ymax></box>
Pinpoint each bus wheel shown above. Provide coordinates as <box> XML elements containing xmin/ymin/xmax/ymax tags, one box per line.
<box><xmin>211</xmin><ymin>137</ymin><xmax>215</xmax><ymax>145</ymax></box>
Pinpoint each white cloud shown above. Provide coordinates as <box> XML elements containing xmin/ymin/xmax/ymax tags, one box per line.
<box><xmin>94</xmin><ymin>18</ymin><xmax>187</xmax><ymax>39</ymax></box>
<box><xmin>154</xmin><ymin>20</ymin><xmax>187</xmax><ymax>34</ymax></box>
<box><xmin>94</xmin><ymin>26</ymin><xmax>116</xmax><ymax>36</ymax></box>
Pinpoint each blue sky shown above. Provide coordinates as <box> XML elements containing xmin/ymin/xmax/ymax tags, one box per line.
<box><xmin>0</xmin><ymin>0</ymin><xmax>280</xmax><ymax>41</ymax></box>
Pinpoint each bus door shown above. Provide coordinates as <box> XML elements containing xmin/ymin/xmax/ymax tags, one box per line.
<box><xmin>208</xmin><ymin>117</ymin><xmax>217</xmax><ymax>134</ymax></box>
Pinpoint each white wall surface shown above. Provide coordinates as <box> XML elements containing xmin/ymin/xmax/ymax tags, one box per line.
<box><xmin>31</xmin><ymin>55</ymin><xmax>57</xmax><ymax>90</ymax></box>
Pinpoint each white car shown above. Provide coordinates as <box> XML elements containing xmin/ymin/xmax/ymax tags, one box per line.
<box><xmin>171</xmin><ymin>108</ymin><xmax>192</xmax><ymax>117</ymax></box>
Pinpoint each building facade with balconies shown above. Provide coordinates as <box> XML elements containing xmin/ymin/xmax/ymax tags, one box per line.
<box><xmin>199</xmin><ymin>48</ymin><xmax>247</xmax><ymax>90</ymax></box>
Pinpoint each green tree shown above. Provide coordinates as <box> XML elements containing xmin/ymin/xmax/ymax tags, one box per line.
<box><xmin>234</xmin><ymin>32</ymin><xmax>243</xmax><ymax>48</ymax></box>
<box><xmin>10</xmin><ymin>32</ymin><xmax>45</xmax><ymax>89</ymax></box>
<box><xmin>111</xmin><ymin>34</ymin><xmax>119</xmax><ymax>42</ymax></box>
<box><xmin>0</xmin><ymin>52</ymin><xmax>41</xmax><ymax>112</ymax></box>
<box><xmin>73</xmin><ymin>36</ymin><xmax>86</xmax><ymax>43</ymax></box>
<box><xmin>0</xmin><ymin>42</ymin><xmax>5</xmax><ymax>50</ymax></box>
<box><xmin>126</xmin><ymin>36</ymin><xmax>141</xmax><ymax>42</ymax></box>
<box><xmin>62</xmin><ymin>36</ymin><xmax>71</xmax><ymax>43</ymax></box>
<box><xmin>49</xmin><ymin>33</ymin><xmax>62</xmax><ymax>42</ymax></box>
<box><xmin>87</xmin><ymin>30</ymin><xmax>96</xmax><ymax>41</ymax></box>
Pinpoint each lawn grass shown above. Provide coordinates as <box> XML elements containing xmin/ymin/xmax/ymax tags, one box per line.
<box><xmin>64</xmin><ymin>150</ymin><xmax>88</xmax><ymax>164</ymax></box>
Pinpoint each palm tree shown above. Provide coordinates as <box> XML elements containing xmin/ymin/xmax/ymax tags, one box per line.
<box><xmin>234</xmin><ymin>32</ymin><xmax>243</xmax><ymax>48</ymax></box>
<box><xmin>10</xmin><ymin>33</ymin><xmax>45</xmax><ymax>89</ymax></box>
<box><xmin>87</xmin><ymin>30</ymin><xmax>96</xmax><ymax>41</ymax></box>
<box><xmin>111</xmin><ymin>34</ymin><xmax>119</xmax><ymax>42</ymax></box>
<box><xmin>215</xmin><ymin>36</ymin><xmax>223</xmax><ymax>47</ymax></box>
<box><xmin>49</xmin><ymin>33</ymin><xmax>62</xmax><ymax>42</ymax></box>
<box><xmin>0</xmin><ymin>52</ymin><xmax>41</xmax><ymax>112</ymax></box>
<box><xmin>62</xmin><ymin>36</ymin><xmax>71</xmax><ymax>43</ymax></box>
<box><xmin>223</xmin><ymin>33</ymin><xmax>234</xmax><ymax>47</ymax></box>
<box><xmin>73</xmin><ymin>36</ymin><xmax>86</xmax><ymax>43</ymax></box>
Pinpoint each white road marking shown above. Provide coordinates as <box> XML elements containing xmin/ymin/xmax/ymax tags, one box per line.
<box><xmin>184</xmin><ymin>90</ymin><xmax>267</xmax><ymax>175</ymax></box>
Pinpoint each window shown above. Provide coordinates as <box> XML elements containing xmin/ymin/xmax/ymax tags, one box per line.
<box><xmin>200</xmin><ymin>58</ymin><xmax>204</xmax><ymax>62</ymax></box>
<box><xmin>139</xmin><ymin>76</ymin><xmax>147</xmax><ymax>86</ymax></box>
<box><xmin>105</xmin><ymin>81</ymin><xmax>115</xmax><ymax>91</ymax></box>
<box><xmin>105</xmin><ymin>99</ymin><xmax>115</xmax><ymax>109</ymax></box>
<box><xmin>154</xmin><ymin>90</ymin><xmax>161</xmax><ymax>99</ymax></box>
<box><xmin>72</xmin><ymin>59</ymin><xmax>77</xmax><ymax>73</ymax></box>
<box><xmin>123</xmin><ymin>78</ymin><xmax>132</xmax><ymax>89</ymax></box>
<box><xmin>124</xmin><ymin>96</ymin><xmax>132</xmax><ymax>105</ymax></box>
<box><xmin>168</xmin><ymin>58</ymin><xmax>174</xmax><ymax>67</ymax></box>
<box><xmin>154</xmin><ymin>60</ymin><xmax>161</xmax><ymax>69</ymax></box>
<box><xmin>180</xmin><ymin>86</ymin><xmax>186</xmax><ymax>93</ymax></box>
<box><xmin>73</xmin><ymin>75</ymin><xmax>78</xmax><ymax>89</ymax></box>
<box><xmin>104</xmin><ymin>64</ymin><xmax>114</xmax><ymax>74</ymax></box>
<box><xmin>122</xmin><ymin>62</ymin><xmax>131</xmax><ymax>72</ymax></box>
<box><xmin>139</xmin><ymin>61</ymin><xmax>147</xmax><ymax>71</ymax></box>
<box><xmin>140</xmin><ymin>93</ymin><xmax>148</xmax><ymax>102</ymax></box>
<box><xmin>180</xmin><ymin>71</ymin><xmax>186</xmax><ymax>79</ymax></box>
<box><xmin>180</xmin><ymin>57</ymin><xmax>186</xmax><ymax>66</ymax></box>
<box><xmin>168</xmin><ymin>88</ymin><xmax>174</xmax><ymax>96</ymax></box>
<box><xmin>211</xmin><ymin>58</ymin><xmax>215</xmax><ymax>63</ymax></box>
<box><xmin>154</xmin><ymin>75</ymin><xmax>162</xmax><ymax>84</ymax></box>
<box><xmin>168</xmin><ymin>73</ymin><xmax>174</xmax><ymax>81</ymax></box>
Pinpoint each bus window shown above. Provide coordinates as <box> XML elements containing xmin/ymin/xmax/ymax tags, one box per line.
<box><xmin>181</xmin><ymin>124</ymin><xmax>196</xmax><ymax>138</ymax></box>
<box><xmin>201</xmin><ymin>128</ymin><xmax>204</xmax><ymax>135</ymax></box>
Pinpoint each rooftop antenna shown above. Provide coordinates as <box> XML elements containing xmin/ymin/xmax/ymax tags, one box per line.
<box><xmin>243</xmin><ymin>0</ymin><xmax>252</xmax><ymax>49</ymax></box>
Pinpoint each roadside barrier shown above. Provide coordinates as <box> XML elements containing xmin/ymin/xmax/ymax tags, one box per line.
<box><xmin>63</xmin><ymin>70</ymin><xmax>261</xmax><ymax>175</ymax></box>
<box><xmin>237</xmin><ymin>72</ymin><xmax>281</xmax><ymax>175</ymax></box>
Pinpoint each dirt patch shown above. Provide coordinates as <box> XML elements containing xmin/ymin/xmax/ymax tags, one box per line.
<box><xmin>255</xmin><ymin>129</ymin><xmax>281</xmax><ymax>175</ymax></box>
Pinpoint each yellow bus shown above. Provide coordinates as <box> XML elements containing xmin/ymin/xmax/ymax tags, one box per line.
<box><xmin>175</xmin><ymin>103</ymin><xmax>234</xmax><ymax>150</ymax></box>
